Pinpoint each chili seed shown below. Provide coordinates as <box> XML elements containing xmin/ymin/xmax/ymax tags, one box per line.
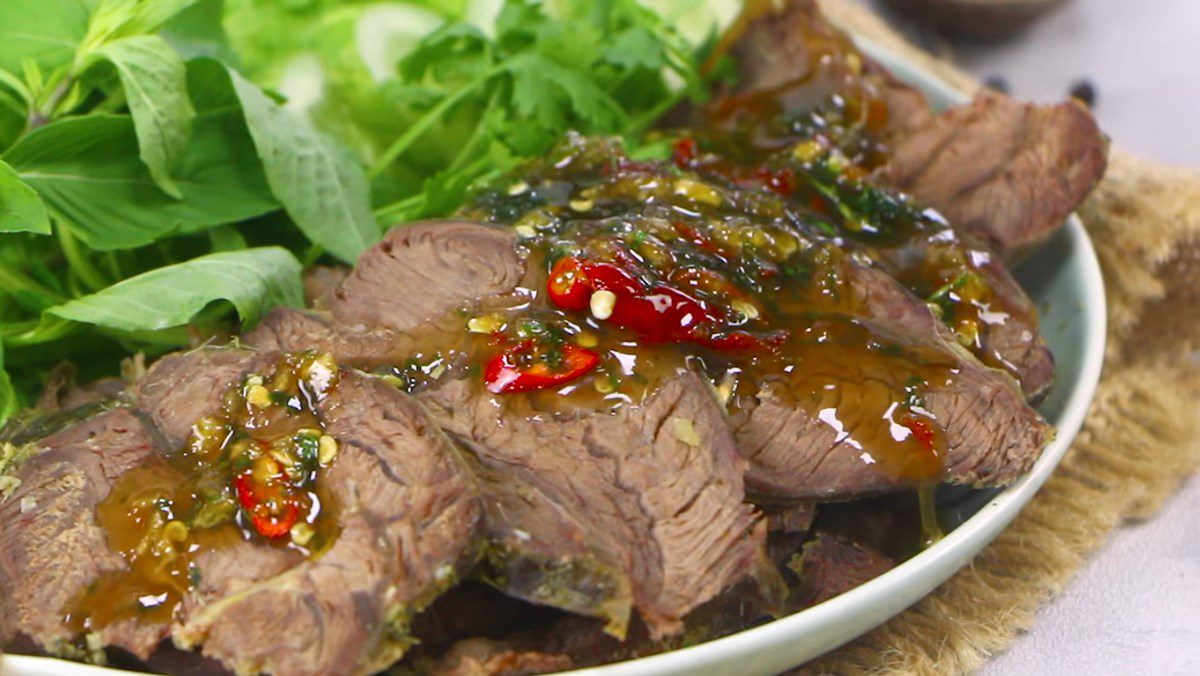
<box><xmin>290</xmin><ymin>522</ymin><xmax>315</xmax><ymax>547</ymax></box>
<box><xmin>731</xmin><ymin>299</ymin><xmax>760</xmax><ymax>321</ymax></box>
<box><xmin>245</xmin><ymin>385</ymin><xmax>272</xmax><ymax>409</ymax></box>
<box><xmin>318</xmin><ymin>435</ymin><xmax>339</xmax><ymax>466</ymax></box>
<box><xmin>590</xmin><ymin>290</ymin><xmax>617</xmax><ymax>320</ymax></box>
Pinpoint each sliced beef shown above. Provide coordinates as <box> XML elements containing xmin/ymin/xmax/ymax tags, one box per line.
<box><xmin>763</xmin><ymin>501</ymin><xmax>817</xmax><ymax>568</ymax></box>
<box><xmin>716</xmin><ymin>0</ymin><xmax>932</xmax><ymax>140</ymax></box>
<box><xmin>786</xmin><ymin>531</ymin><xmax>896</xmax><ymax>608</ymax></box>
<box><xmin>129</xmin><ymin>347</ymin><xmax>274</xmax><ymax>447</ymax></box>
<box><xmin>878</xmin><ymin>90</ymin><xmax>1108</xmax><ymax>261</ymax></box>
<box><xmin>170</xmin><ymin>369</ymin><xmax>483</xmax><ymax>676</ymax></box>
<box><xmin>245</xmin><ymin>221</ymin><xmax>528</xmax><ymax>370</ymax></box>
<box><xmin>302</xmin><ymin>265</ymin><xmax>348</xmax><ymax>308</ymax></box>
<box><xmin>732</xmin><ymin>261</ymin><xmax>1052</xmax><ymax>500</ymax></box>
<box><xmin>250</xmin><ymin>221</ymin><xmax>776</xmax><ymax>640</ymax></box>
<box><xmin>0</xmin><ymin>408</ymin><xmax>166</xmax><ymax>661</ymax></box>
<box><xmin>329</xmin><ymin>221</ymin><xmax>526</xmax><ymax>335</ymax></box>
<box><xmin>764</xmin><ymin>502</ymin><xmax>816</xmax><ymax>535</ymax></box>
<box><xmin>36</xmin><ymin>363</ymin><xmax>125</xmax><ymax>411</ymax></box>
<box><xmin>421</xmin><ymin>374</ymin><xmax>771</xmax><ymax>640</ymax></box>
<box><xmin>710</xmin><ymin>0</ymin><xmax>1085</xmax><ymax>397</ymax></box>
<box><xmin>433</xmin><ymin>638</ymin><xmax>573</xmax><ymax>676</ymax></box>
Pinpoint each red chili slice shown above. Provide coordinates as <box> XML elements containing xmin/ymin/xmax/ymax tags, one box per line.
<box><xmin>251</xmin><ymin>506</ymin><xmax>299</xmax><ymax>540</ymax></box>
<box><xmin>547</xmin><ymin>257</ymin><xmax>591</xmax><ymax>310</ymax></box>
<box><xmin>485</xmin><ymin>341</ymin><xmax>600</xmax><ymax>394</ymax></box>
<box><xmin>235</xmin><ymin>472</ymin><xmax>300</xmax><ymax>540</ymax></box>
<box><xmin>551</xmin><ymin>260</ymin><xmax>787</xmax><ymax>351</ymax></box>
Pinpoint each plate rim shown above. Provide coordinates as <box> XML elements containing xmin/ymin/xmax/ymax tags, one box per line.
<box><xmin>1</xmin><ymin>35</ymin><xmax>1108</xmax><ymax>676</ymax></box>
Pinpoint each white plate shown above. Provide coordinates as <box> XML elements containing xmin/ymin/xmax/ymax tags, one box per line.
<box><xmin>2</xmin><ymin>37</ymin><xmax>1107</xmax><ymax>676</ymax></box>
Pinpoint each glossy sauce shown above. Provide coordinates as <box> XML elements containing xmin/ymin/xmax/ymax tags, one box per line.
<box><xmin>687</xmin><ymin>0</ymin><xmax>1034</xmax><ymax>384</ymax></box>
<box><xmin>452</xmin><ymin>135</ymin><xmax>956</xmax><ymax>484</ymax></box>
<box><xmin>65</xmin><ymin>353</ymin><xmax>342</xmax><ymax>633</ymax></box>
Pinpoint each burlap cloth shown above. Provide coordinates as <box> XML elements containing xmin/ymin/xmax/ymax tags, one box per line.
<box><xmin>787</xmin><ymin>2</ymin><xmax>1200</xmax><ymax>673</ymax></box>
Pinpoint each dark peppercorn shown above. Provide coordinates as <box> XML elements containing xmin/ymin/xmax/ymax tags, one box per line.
<box><xmin>984</xmin><ymin>75</ymin><xmax>1010</xmax><ymax>94</ymax></box>
<box><xmin>1069</xmin><ymin>79</ymin><xmax>1097</xmax><ymax>108</ymax></box>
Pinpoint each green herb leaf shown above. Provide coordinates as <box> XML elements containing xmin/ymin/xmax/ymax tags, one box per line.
<box><xmin>48</xmin><ymin>247</ymin><xmax>304</xmax><ymax>331</ymax></box>
<box><xmin>604</xmin><ymin>27</ymin><xmax>664</xmax><ymax>70</ymax></box>
<box><xmin>6</xmin><ymin>111</ymin><xmax>277</xmax><ymax>249</ymax></box>
<box><xmin>0</xmin><ymin>0</ymin><xmax>88</xmax><ymax>74</ymax></box>
<box><xmin>161</xmin><ymin>0</ymin><xmax>238</xmax><ymax>64</ymax></box>
<box><xmin>226</xmin><ymin>67</ymin><xmax>379</xmax><ymax>263</ymax></box>
<box><xmin>0</xmin><ymin>342</ymin><xmax>18</xmax><ymax>427</ymax></box>
<box><xmin>506</xmin><ymin>53</ymin><xmax>624</xmax><ymax>133</ymax></box>
<box><xmin>0</xmin><ymin>160</ymin><xmax>50</xmax><ymax>234</ymax></box>
<box><xmin>78</xmin><ymin>0</ymin><xmax>198</xmax><ymax>61</ymax></box>
<box><xmin>92</xmin><ymin>35</ymin><xmax>196</xmax><ymax>198</ymax></box>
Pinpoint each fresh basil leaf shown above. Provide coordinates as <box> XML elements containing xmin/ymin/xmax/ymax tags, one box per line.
<box><xmin>226</xmin><ymin>68</ymin><xmax>379</xmax><ymax>263</ymax></box>
<box><xmin>48</xmin><ymin>246</ymin><xmax>303</xmax><ymax>331</ymax></box>
<box><xmin>92</xmin><ymin>35</ymin><xmax>195</xmax><ymax>198</ymax></box>
<box><xmin>6</xmin><ymin>111</ymin><xmax>277</xmax><ymax>249</ymax></box>
<box><xmin>0</xmin><ymin>0</ymin><xmax>88</xmax><ymax>74</ymax></box>
<box><xmin>0</xmin><ymin>342</ymin><xmax>17</xmax><ymax>427</ymax></box>
<box><xmin>0</xmin><ymin>160</ymin><xmax>50</xmax><ymax>234</ymax></box>
<box><xmin>78</xmin><ymin>0</ymin><xmax>197</xmax><ymax>59</ymax></box>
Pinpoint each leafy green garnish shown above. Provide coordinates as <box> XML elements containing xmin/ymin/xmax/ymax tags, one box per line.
<box><xmin>86</xmin><ymin>35</ymin><xmax>196</xmax><ymax>198</ymax></box>
<box><xmin>0</xmin><ymin>0</ymin><xmax>718</xmax><ymax>427</ymax></box>
<box><xmin>0</xmin><ymin>160</ymin><xmax>50</xmax><ymax>234</ymax></box>
<box><xmin>48</xmin><ymin>247</ymin><xmax>304</xmax><ymax>332</ymax></box>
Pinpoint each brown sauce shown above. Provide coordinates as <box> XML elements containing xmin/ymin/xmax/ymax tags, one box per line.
<box><xmin>65</xmin><ymin>352</ymin><xmax>342</xmax><ymax>634</ymax></box>
<box><xmin>444</xmin><ymin>136</ymin><xmax>957</xmax><ymax>484</ymax></box>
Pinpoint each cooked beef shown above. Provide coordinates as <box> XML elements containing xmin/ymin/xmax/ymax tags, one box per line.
<box><xmin>245</xmin><ymin>221</ymin><xmax>528</xmax><ymax>369</ymax></box>
<box><xmin>763</xmin><ymin>501</ymin><xmax>817</xmax><ymax>568</ymax></box>
<box><xmin>717</xmin><ymin>0</ymin><xmax>933</xmax><ymax>140</ymax></box>
<box><xmin>732</xmin><ymin>261</ymin><xmax>1052</xmax><ymax>500</ymax></box>
<box><xmin>251</xmin><ymin>221</ymin><xmax>777</xmax><ymax>640</ymax></box>
<box><xmin>877</xmin><ymin>91</ymin><xmax>1108</xmax><ymax>261</ymax></box>
<box><xmin>129</xmin><ymin>347</ymin><xmax>274</xmax><ymax>447</ymax></box>
<box><xmin>170</xmin><ymin>369</ymin><xmax>483</xmax><ymax>676</ymax></box>
<box><xmin>4</xmin><ymin>348</ymin><xmax>483</xmax><ymax>676</ymax></box>
<box><xmin>36</xmin><ymin>363</ymin><xmax>125</xmax><ymax>411</ymax></box>
<box><xmin>328</xmin><ymin>221</ymin><xmax>526</xmax><ymax>335</ymax></box>
<box><xmin>786</xmin><ymin>531</ymin><xmax>895</xmax><ymax>608</ymax></box>
<box><xmin>302</xmin><ymin>265</ymin><xmax>348</xmax><ymax>308</ymax></box>
<box><xmin>0</xmin><ymin>409</ymin><xmax>166</xmax><ymax>661</ymax></box>
<box><xmin>765</xmin><ymin>502</ymin><xmax>816</xmax><ymax>535</ymax></box>
<box><xmin>433</xmin><ymin>638</ymin><xmax>573</xmax><ymax>676</ymax></box>
<box><xmin>421</xmin><ymin>374</ymin><xmax>772</xmax><ymax>639</ymax></box>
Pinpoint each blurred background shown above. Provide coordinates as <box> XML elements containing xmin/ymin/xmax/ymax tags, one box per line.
<box><xmin>866</xmin><ymin>0</ymin><xmax>1200</xmax><ymax>165</ymax></box>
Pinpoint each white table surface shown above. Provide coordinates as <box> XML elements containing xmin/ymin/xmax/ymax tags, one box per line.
<box><xmin>862</xmin><ymin>1</ymin><xmax>1200</xmax><ymax>673</ymax></box>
